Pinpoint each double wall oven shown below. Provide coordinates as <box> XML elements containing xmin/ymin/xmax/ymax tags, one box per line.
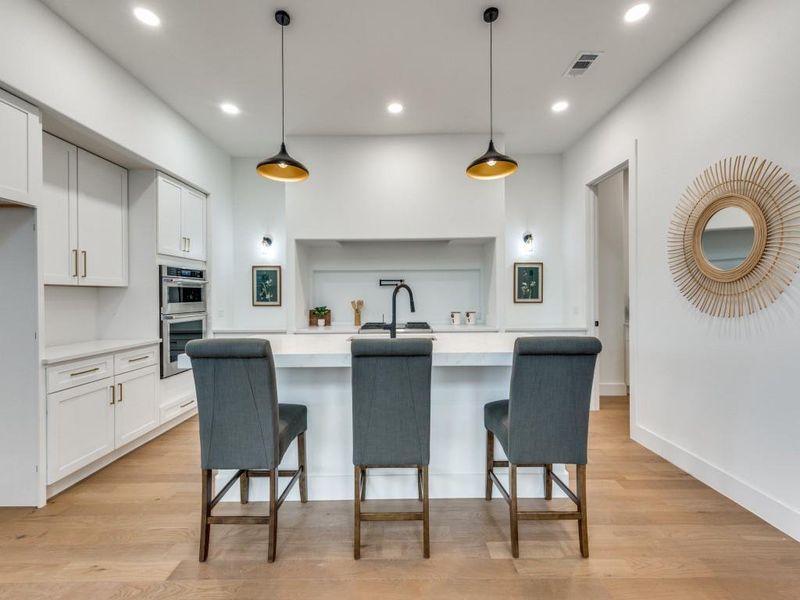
<box><xmin>160</xmin><ymin>265</ymin><xmax>207</xmax><ymax>378</ymax></box>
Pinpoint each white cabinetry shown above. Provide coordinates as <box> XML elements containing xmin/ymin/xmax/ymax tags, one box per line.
<box><xmin>46</xmin><ymin>345</ymin><xmax>159</xmax><ymax>484</ymax></box>
<box><xmin>114</xmin><ymin>365</ymin><xmax>159</xmax><ymax>448</ymax></box>
<box><xmin>157</xmin><ymin>173</ymin><xmax>206</xmax><ymax>261</ymax></box>
<box><xmin>41</xmin><ymin>133</ymin><xmax>128</xmax><ymax>286</ymax></box>
<box><xmin>0</xmin><ymin>89</ymin><xmax>40</xmax><ymax>206</ymax></box>
<box><xmin>47</xmin><ymin>379</ymin><xmax>115</xmax><ymax>483</ymax></box>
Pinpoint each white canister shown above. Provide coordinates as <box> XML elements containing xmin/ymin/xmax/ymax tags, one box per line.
<box><xmin>465</xmin><ymin>311</ymin><xmax>477</xmax><ymax>325</ymax></box>
<box><xmin>450</xmin><ymin>311</ymin><xmax>462</xmax><ymax>326</ymax></box>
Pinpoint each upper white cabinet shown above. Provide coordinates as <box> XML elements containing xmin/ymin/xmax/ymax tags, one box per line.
<box><xmin>0</xmin><ymin>89</ymin><xmax>41</xmax><ymax>207</ymax></box>
<box><xmin>42</xmin><ymin>133</ymin><xmax>128</xmax><ymax>287</ymax></box>
<box><xmin>157</xmin><ymin>173</ymin><xmax>206</xmax><ymax>261</ymax></box>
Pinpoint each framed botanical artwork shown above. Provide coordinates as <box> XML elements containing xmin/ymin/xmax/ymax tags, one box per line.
<box><xmin>514</xmin><ymin>262</ymin><xmax>543</xmax><ymax>303</ymax></box>
<box><xmin>252</xmin><ymin>265</ymin><xmax>282</xmax><ymax>306</ymax></box>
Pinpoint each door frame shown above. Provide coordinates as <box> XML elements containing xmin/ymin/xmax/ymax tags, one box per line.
<box><xmin>584</xmin><ymin>140</ymin><xmax>638</xmax><ymax>425</ymax></box>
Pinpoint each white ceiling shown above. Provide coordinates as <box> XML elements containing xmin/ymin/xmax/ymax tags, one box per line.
<box><xmin>41</xmin><ymin>0</ymin><xmax>732</xmax><ymax>156</ymax></box>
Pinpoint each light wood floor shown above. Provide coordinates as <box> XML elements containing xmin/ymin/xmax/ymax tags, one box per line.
<box><xmin>1</xmin><ymin>396</ymin><xmax>798</xmax><ymax>599</ymax></box>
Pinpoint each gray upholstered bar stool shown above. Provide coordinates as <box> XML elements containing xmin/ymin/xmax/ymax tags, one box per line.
<box><xmin>484</xmin><ymin>336</ymin><xmax>601</xmax><ymax>558</ymax></box>
<box><xmin>186</xmin><ymin>338</ymin><xmax>308</xmax><ymax>563</ymax></box>
<box><xmin>351</xmin><ymin>337</ymin><xmax>433</xmax><ymax>559</ymax></box>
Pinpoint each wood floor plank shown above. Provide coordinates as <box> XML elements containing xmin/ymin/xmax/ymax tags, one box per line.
<box><xmin>0</xmin><ymin>395</ymin><xmax>796</xmax><ymax>599</ymax></box>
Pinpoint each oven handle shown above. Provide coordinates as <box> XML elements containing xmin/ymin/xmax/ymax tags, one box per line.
<box><xmin>161</xmin><ymin>313</ymin><xmax>207</xmax><ymax>322</ymax></box>
<box><xmin>162</xmin><ymin>277</ymin><xmax>207</xmax><ymax>286</ymax></box>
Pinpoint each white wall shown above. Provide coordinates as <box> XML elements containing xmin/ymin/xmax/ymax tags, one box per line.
<box><xmin>285</xmin><ymin>135</ymin><xmax>505</xmax><ymax>240</ymax></box>
<box><xmin>504</xmin><ymin>154</ymin><xmax>565</xmax><ymax>328</ymax></box>
<box><xmin>562</xmin><ymin>0</ymin><xmax>800</xmax><ymax>539</ymax></box>
<box><xmin>0</xmin><ymin>0</ymin><xmax>235</xmax><ymax>329</ymax></box>
<box><xmin>229</xmin><ymin>158</ymin><xmax>287</xmax><ymax>331</ymax></box>
<box><xmin>225</xmin><ymin>139</ymin><xmax>566</xmax><ymax>332</ymax></box>
<box><xmin>596</xmin><ymin>171</ymin><xmax>628</xmax><ymax>395</ymax></box>
<box><xmin>0</xmin><ymin>206</ymin><xmax>40</xmax><ymax>505</ymax></box>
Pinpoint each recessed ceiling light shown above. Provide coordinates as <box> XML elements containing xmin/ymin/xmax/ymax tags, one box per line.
<box><xmin>133</xmin><ymin>7</ymin><xmax>161</xmax><ymax>27</ymax></box>
<box><xmin>220</xmin><ymin>102</ymin><xmax>241</xmax><ymax>115</ymax></box>
<box><xmin>624</xmin><ymin>3</ymin><xmax>651</xmax><ymax>24</ymax></box>
<box><xmin>387</xmin><ymin>102</ymin><xmax>404</xmax><ymax>114</ymax></box>
<box><xmin>551</xmin><ymin>100</ymin><xmax>569</xmax><ymax>113</ymax></box>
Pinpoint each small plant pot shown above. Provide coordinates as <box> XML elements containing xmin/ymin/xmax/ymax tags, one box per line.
<box><xmin>317</xmin><ymin>319</ymin><xmax>325</xmax><ymax>327</ymax></box>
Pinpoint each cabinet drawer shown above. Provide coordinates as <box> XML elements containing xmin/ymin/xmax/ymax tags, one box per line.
<box><xmin>160</xmin><ymin>393</ymin><xmax>196</xmax><ymax>424</ymax></box>
<box><xmin>47</xmin><ymin>354</ymin><xmax>114</xmax><ymax>393</ymax></box>
<box><xmin>114</xmin><ymin>345</ymin><xmax>158</xmax><ymax>375</ymax></box>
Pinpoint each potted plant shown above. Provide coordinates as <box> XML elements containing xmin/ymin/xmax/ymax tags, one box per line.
<box><xmin>311</xmin><ymin>306</ymin><xmax>329</xmax><ymax>327</ymax></box>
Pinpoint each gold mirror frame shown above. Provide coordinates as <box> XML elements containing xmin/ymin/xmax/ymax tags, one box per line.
<box><xmin>668</xmin><ymin>156</ymin><xmax>800</xmax><ymax>318</ymax></box>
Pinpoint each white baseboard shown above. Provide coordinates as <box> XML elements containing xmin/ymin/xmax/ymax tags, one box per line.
<box><xmin>600</xmin><ymin>382</ymin><xmax>628</xmax><ymax>396</ymax></box>
<box><xmin>631</xmin><ymin>423</ymin><xmax>799</xmax><ymax>542</ymax></box>
<box><xmin>46</xmin><ymin>408</ymin><xmax>197</xmax><ymax>499</ymax></box>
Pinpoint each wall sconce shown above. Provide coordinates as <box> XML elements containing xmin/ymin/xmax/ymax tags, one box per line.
<box><xmin>261</xmin><ymin>235</ymin><xmax>273</xmax><ymax>249</ymax></box>
<box><xmin>522</xmin><ymin>231</ymin><xmax>534</xmax><ymax>253</ymax></box>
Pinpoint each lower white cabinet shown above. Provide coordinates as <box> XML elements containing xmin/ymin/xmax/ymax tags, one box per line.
<box><xmin>114</xmin><ymin>365</ymin><xmax>159</xmax><ymax>448</ymax></box>
<box><xmin>46</xmin><ymin>346</ymin><xmax>160</xmax><ymax>484</ymax></box>
<box><xmin>47</xmin><ymin>378</ymin><xmax>115</xmax><ymax>484</ymax></box>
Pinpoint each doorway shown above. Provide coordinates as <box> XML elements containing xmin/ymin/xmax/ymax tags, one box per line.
<box><xmin>589</xmin><ymin>166</ymin><xmax>630</xmax><ymax>408</ymax></box>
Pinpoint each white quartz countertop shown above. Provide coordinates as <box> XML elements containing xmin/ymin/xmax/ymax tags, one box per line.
<box><xmin>179</xmin><ymin>330</ymin><xmax>589</xmax><ymax>369</ymax></box>
<box><xmin>42</xmin><ymin>338</ymin><xmax>161</xmax><ymax>365</ymax></box>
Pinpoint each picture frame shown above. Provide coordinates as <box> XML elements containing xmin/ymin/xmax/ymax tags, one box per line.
<box><xmin>252</xmin><ymin>265</ymin><xmax>282</xmax><ymax>306</ymax></box>
<box><xmin>514</xmin><ymin>262</ymin><xmax>543</xmax><ymax>303</ymax></box>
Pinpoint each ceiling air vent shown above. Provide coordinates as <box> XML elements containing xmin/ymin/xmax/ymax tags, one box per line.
<box><xmin>563</xmin><ymin>51</ymin><xmax>602</xmax><ymax>77</ymax></box>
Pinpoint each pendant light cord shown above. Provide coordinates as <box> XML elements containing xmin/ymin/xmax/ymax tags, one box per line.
<box><xmin>489</xmin><ymin>19</ymin><xmax>493</xmax><ymax>142</ymax></box>
<box><xmin>281</xmin><ymin>23</ymin><xmax>285</xmax><ymax>144</ymax></box>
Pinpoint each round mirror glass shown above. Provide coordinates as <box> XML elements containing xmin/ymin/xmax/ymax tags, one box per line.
<box><xmin>700</xmin><ymin>206</ymin><xmax>755</xmax><ymax>271</ymax></box>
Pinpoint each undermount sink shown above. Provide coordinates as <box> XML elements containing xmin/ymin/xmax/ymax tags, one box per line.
<box><xmin>358</xmin><ymin>321</ymin><xmax>432</xmax><ymax>334</ymax></box>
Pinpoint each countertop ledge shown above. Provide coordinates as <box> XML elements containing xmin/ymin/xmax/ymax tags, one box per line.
<box><xmin>42</xmin><ymin>338</ymin><xmax>161</xmax><ymax>365</ymax></box>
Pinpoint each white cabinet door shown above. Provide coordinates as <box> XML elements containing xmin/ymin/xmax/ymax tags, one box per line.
<box><xmin>77</xmin><ymin>149</ymin><xmax>128</xmax><ymax>286</ymax></box>
<box><xmin>114</xmin><ymin>365</ymin><xmax>159</xmax><ymax>448</ymax></box>
<box><xmin>181</xmin><ymin>188</ymin><xmax>206</xmax><ymax>261</ymax></box>
<box><xmin>0</xmin><ymin>90</ymin><xmax>37</xmax><ymax>205</ymax></box>
<box><xmin>157</xmin><ymin>175</ymin><xmax>183</xmax><ymax>257</ymax></box>
<box><xmin>47</xmin><ymin>378</ymin><xmax>115</xmax><ymax>484</ymax></box>
<box><xmin>42</xmin><ymin>133</ymin><xmax>79</xmax><ymax>285</ymax></box>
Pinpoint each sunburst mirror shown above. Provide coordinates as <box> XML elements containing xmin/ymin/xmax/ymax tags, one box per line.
<box><xmin>668</xmin><ymin>156</ymin><xmax>800</xmax><ymax>317</ymax></box>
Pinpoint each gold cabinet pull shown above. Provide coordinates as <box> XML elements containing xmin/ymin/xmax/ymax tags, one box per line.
<box><xmin>128</xmin><ymin>355</ymin><xmax>149</xmax><ymax>363</ymax></box>
<box><xmin>110</xmin><ymin>385</ymin><xmax>116</xmax><ymax>405</ymax></box>
<box><xmin>72</xmin><ymin>249</ymin><xmax>79</xmax><ymax>277</ymax></box>
<box><xmin>179</xmin><ymin>400</ymin><xmax>195</xmax><ymax>409</ymax></box>
<box><xmin>81</xmin><ymin>250</ymin><xmax>87</xmax><ymax>278</ymax></box>
<box><xmin>70</xmin><ymin>367</ymin><xmax>99</xmax><ymax>377</ymax></box>
<box><xmin>118</xmin><ymin>383</ymin><xmax>123</xmax><ymax>403</ymax></box>
<box><xmin>187</xmin><ymin>237</ymin><xmax>191</xmax><ymax>252</ymax></box>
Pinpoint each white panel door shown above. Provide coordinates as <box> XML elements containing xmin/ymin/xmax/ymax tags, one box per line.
<box><xmin>77</xmin><ymin>149</ymin><xmax>128</xmax><ymax>286</ymax></box>
<box><xmin>157</xmin><ymin>175</ymin><xmax>183</xmax><ymax>257</ymax></box>
<box><xmin>181</xmin><ymin>188</ymin><xmax>206</xmax><ymax>261</ymax></box>
<box><xmin>47</xmin><ymin>378</ymin><xmax>115</xmax><ymax>484</ymax></box>
<box><xmin>114</xmin><ymin>365</ymin><xmax>159</xmax><ymax>448</ymax></box>
<box><xmin>42</xmin><ymin>133</ymin><xmax>79</xmax><ymax>285</ymax></box>
<box><xmin>0</xmin><ymin>91</ymin><xmax>31</xmax><ymax>204</ymax></box>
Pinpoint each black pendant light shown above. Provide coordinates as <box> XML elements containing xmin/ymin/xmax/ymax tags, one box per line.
<box><xmin>256</xmin><ymin>10</ymin><xmax>309</xmax><ymax>182</ymax></box>
<box><xmin>466</xmin><ymin>7</ymin><xmax>517</xmax><ymax>180</ymax></box>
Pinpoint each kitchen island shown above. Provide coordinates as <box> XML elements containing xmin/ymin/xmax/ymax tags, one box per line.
<box><xmin>187</xmin><ymin>330</ymin><xmax>590</xmax><ymax>502</ymax></box>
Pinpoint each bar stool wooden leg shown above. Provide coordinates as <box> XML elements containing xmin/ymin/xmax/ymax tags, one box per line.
<box><xmin>417</xmin><ymin>467</ymin><xmax>424</xmax><ymax>501</ymax></box>
<box><xmin>485</xmin><ymin>430</ymin><xmax>494</xmax><ymax>500</ymax></box>
<box><xmin>544</xmin><ymin>464</ymin><xmax>553</xmax><ymax>501</ymax></box>
<box><xmin>199</xmin><ymin>469</ymin><xmax>212</xmax><ymax>562</ymax></box>
<box><xmin>267</xmin><ymin>468</ymin><xmax>278</xmax><ymax>563</ymax></box>
<box><xmin>422</xmin><ymin>465</ymin><xmax>430</xmax><ymax>558</ymax></box>
<box><xmin>353</xmin><ymin>465</ymin><xmax>362</xmax><ymax>560</ymax></box>
<box><xmin>298</xmin><ymin>432</ymin><xmax>308</xmax><ymax>503</ymax></box>
<box><xmin>360</xmin><ymin>468</ymin><xmax>367</xmax><ymax>501</ymax></box>
<box><xmin>509</xmin><ymin>463</ymin><xmax>519</xmax><ymax>558</ymax></box>
<box><xmin>577</xmin><ymin>464</ymin><xmax>589</xmax><ymax>558</ymax></box>
<box><xmin>239</xmin><ymin>471</ymin><xmax>249</xmax><ymax>504</ymax></box>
